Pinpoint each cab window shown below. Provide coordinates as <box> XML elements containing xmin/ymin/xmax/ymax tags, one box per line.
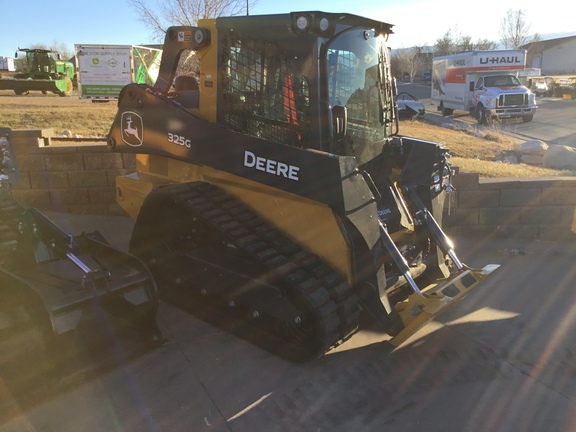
<box><xmin>221</xmin><ymin>33</ymin><xmax>310</xmax><ymax>147</ymax></box>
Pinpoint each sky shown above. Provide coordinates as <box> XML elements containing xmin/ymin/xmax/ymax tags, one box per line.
<box><xmin>1</xmin><ymin>0</ymin><xmax>575</xmax><ymax>58</ymax></box>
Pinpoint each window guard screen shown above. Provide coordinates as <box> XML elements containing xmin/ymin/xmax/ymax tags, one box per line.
<box><xmin>221</xmin><ymin>34</ymin><xmax>310</xmax><ymax>147</ymax></box>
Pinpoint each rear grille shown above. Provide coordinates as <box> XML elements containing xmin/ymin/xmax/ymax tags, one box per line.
<box><xmin>498</xmin><ymin>94</ymin><xmax>527</xmax><ymax>106</ymax></box>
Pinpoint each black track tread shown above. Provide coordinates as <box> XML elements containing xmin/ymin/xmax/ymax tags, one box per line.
<box><xmin>152</xmin><ymin>182</ymin><xmax>360</xmax><ymax>356</ymax></box>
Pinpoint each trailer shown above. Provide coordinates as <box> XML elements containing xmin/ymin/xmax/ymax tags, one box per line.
<box><xmin>75</xmin><ymin>45</ymin><xmax>162</xmax><ymax>101</ymax></box>
<box><xmin>0</xmin><ymin>57</ymin><xmax>15</xmax><ymax>72</ymax></box>
<box><xmin>431</xmin><ymin>50</ymin><xmax>537</xmax><ymax>124</ymax></box>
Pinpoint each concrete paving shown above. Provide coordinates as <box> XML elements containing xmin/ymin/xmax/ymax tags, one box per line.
<box><xmin>2</xmin><ymin>212</ymin><xmax>576</xmax><ymax>431</ymax></box>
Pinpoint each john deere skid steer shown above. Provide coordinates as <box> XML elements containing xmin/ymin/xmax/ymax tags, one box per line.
<box><xmin>104</xmin><ymin>11</ymin><xmax>499</xmax><ymax>361</ymax></box>
<box><xmin>105</xmin><ymin>11</ymin><xmax>499</xmax><ymax>361</ymax></box>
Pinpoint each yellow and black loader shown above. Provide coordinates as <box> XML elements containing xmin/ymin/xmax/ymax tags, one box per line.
<box><xmin>107</xmin><ymin>11</ymin><xmax>498</xmax><ymax>360</ymax></box>
<box><xmin>0</xmin><ymin>11</ymin><xmax>499</xmax><ymax>399</ymax></box>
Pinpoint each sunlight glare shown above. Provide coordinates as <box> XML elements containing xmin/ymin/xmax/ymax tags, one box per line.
<box><xmin>444</xmin><ymin>307</ymin><xmax>520</xmax><ymax>326</ymax></box>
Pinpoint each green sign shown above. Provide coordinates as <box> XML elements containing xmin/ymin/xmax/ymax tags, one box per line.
<box><xmin>82</xmin><ymin>84</ymin><xmax>124</xmax><ymax>96</ymax></box>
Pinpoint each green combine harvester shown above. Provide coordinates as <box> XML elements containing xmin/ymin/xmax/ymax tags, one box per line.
<box><xmin>0</xmin><ymin>48</ymin><xmax>74</xmax><ymax>96</ymax></box>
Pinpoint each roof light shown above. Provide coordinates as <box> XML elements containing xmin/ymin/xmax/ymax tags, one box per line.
<box><xmin>318</xmin><ymin>17</ymin><xmax>330</xmax><ymax>32</ymax></box>
<box><xmin>295</xmin><ymin>15</ymin><xmax>310</xmax><ymax>31</ymax></box>
<box><xmin>194</xmin><ymin>29</ymin><xmax>205</xmax><ymax>45</ymax></box>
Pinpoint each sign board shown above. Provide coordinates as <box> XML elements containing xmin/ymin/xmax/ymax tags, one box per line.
<box><xmin>75</xmin><ymin>44</ymin><xmax>162</xmax><ymax>100</ymax></box>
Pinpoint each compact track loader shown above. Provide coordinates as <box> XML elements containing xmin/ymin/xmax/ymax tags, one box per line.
<box><xmin>106</xmin><ymin>11</ymin><xmax>498</xmax><ymax>361</ymax></box>
<box><xmin>0</xmin><ymin>129</ymin><xmax>159</xmax><ymax>400</ymax></box>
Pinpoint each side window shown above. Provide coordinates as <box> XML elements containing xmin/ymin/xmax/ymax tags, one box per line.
<box><xmin>475</xmin><ymin>77</ymin><xmax>483</xmax><ymax>90</ymax></box>
<box><xmin>221</xmin><ymin>34</ymin><xmax>310</xmax><ymax>147</ymax></box>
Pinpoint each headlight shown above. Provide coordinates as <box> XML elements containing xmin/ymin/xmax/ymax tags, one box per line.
<box><xmin>291</xmin><ymin>12</ymin><xmax>334</xmax><ymax>36</ymax></box>
<box><xmin>318</xmin><ymin>17</ymin><xmax>330</xmax><ymax>32</ymax></box>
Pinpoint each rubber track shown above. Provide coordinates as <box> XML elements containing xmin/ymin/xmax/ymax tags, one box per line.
<box><xmin>158</xmin><ymin>182</ymin><xmax>361</xmax><ymax>356</ymax></box>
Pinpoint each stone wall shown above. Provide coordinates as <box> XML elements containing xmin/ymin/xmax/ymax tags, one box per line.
<box><xmin>10</xmin><ymin>129</ymin><xmax>135</xmax><ymax>215</ymax></box>
<box><xmin>8</xmin><ymin>129</ymin><xmax>576</xmax><ymax>240</ymax></box>
<box><xmin>444</xmin><ymin>172</ymin><xmax>576</xmax><ymax>241</ymax></box>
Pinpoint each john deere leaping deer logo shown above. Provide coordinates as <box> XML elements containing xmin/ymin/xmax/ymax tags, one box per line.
<box><xmin>121</xmin><ymin>111</ymin><xmax>143</xmax><ymax>146</ymax></box>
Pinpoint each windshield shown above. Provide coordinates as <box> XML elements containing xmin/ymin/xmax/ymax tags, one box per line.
<box><xmin>26</xmin><ymin>52</ymin><xmax>56</xmax><ymax>73</ymax></box>
<box><xmin>325</xmin><ymin>28</ymin><xmax>392</xmax><ymax>165</ymax></box>
<box><xmin>484</xmin><ymin>75</ymin><xmax>521</xmax><ymax>87</ymax></box>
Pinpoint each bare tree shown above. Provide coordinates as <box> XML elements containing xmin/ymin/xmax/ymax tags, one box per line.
<box><xmin>434</xmin><ymin>28</ymin><xmax>461</xmax><ymax>57</ymax></box>
<box><xmin>50</xmin><ymin>41</ymin><xmax>73</xmax><ymax>61</ymax></box>
<box><xmin>29</xmin><ymin>41</ymin><xmax>73</xmax><ymax>61</ymax></box>
<box><xmin>499</xmin><ymin>9</ymin><xmax>539</xmax><ymax>49</ymax></box>
<box><xmin>475</xmin><ymin>38</ymin><xmax>498</xmax><ymax>51</ymax></box>
<box><xmin>393</xmin><ymin>46</ymin><xmax>426</xmax><ymax>82</ymax></box>
<box><xmin>128</xmin><ymin>0</ymin><xmax>259</xmax><ymax>42</ymax></box>
<box><xmin>434</xmin><ymin>27</ymin><xmax>496</xmax><ymax>56</ymax></box>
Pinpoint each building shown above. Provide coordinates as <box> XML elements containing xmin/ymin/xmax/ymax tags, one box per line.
<box><xmin>522</xmin><ymin>35</ymin><xmax>576</xmax><ymax>75</ymax></box>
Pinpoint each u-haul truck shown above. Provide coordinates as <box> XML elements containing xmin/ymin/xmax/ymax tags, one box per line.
<box><xmin>431</xmin><ymin>50</ymin><xmax>537</xmax><ymax>124</ymax></box>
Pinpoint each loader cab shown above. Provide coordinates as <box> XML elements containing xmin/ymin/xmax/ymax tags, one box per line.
<box><xmin>213</xmin><ymin>12</ymin><xmax>396</xmax><ymax>166</ymax></box>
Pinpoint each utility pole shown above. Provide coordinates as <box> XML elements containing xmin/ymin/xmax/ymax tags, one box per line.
<box><xmin>247</xmin><ymin>0</ymin><xmax>249</xmax><ymax>15</ymax></box>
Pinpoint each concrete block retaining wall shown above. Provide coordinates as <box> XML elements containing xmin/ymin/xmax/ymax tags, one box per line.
<box><xmin>444</xmin><ymin>172</ymin><xmax>576</xmax><ymax>241</ymax></box>
<box><xmin>8</xmin><ymin>129</ymin><xmax>576</xmax><ymax>240</ymax></box>
<box><xmin>10</xmin><ymin>129</ymin><xmax>134</xmax><ymax>216</ymax></box>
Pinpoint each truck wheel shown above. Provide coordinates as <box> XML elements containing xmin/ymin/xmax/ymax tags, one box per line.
<box><xmin>58</xmin><ymin>76</ymin><xmax>73</xmax><ymax>97</ymax></box>
<box><xmin>522</xmin><ymin>115</ymin><xmax>534</xmax><ymax>123</ymax></box>
<box><xmin>476</xmin><ymin>105</ymin><xmax>488</xmax><ymax>125</ymax></box>
<box><xmin>440</xmin><ymin>102</ymin><xmax>453</xmax><ymax>116</ymax></box>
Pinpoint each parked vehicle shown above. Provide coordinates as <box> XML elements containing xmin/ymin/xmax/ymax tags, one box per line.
<box><xmin>532</xmin><ymin>80</ymin><xmax>550</xmax><ymax>97</ymax></box>
<box><xmin>0</xmin><ymin>56</ymin><xmax>15</xmax><ymax>72</ymax></box>
<box><xmin>432</xmin><ymin>50</ymin><xmax>537</xmax><ymax>124</ymax></box>
<box><xmin>422</xmin><ymin>71</ymin><xmax>432</xmax><ymax>84</ymax></box>
<box><xmin>395</xmin><ymin>91</ymin><xmax>425</xmax><ymax>119</ymax></box>
<box><xmin>0</xmin><ymin>48</ymin><xmax>74</xmax><ymax>96</ymax></box>
<box><xmin>554</xmin><ymin>77</ymin><xmax>576</xmax><ymax>99</ymax></box>
<box><xmin>106</xmin><ymin>11</ymin><xmax>498</xmax><ymax>360</ymax></box>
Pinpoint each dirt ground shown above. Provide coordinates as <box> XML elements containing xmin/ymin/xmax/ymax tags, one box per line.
<box><xmin>0</xmin><ymin>90</ymin><xmax>116</xmax><ymax>136</ymax></box>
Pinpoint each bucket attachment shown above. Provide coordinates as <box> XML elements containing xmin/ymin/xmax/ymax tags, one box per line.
<box><xmin>0</xmin><ymin>77</ymin><xmax>72</xmax><ymax>95</ymax></box>
<box><xmin>390</xmin><ymin>264</ymin><xmax>499</xmax><ymax>346</ymax></box>
<box><xmin>380</xmin><ymin>183</ymin><xmax>500</xmax><ymax>346</ymax></box>
<box><xmin>0</xmin><ymin>207</ymin><xmax>160</xmax><ymax>401</ymax></box>
<box><xmin>1</xmin><ymin>128</ymin><xmax>160</xmax><ymax>405</ymax></box>
<box><xmin>13</xmin><ymin>208</ymin><xmax>159</xmax><ymax>335</ymax></box>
